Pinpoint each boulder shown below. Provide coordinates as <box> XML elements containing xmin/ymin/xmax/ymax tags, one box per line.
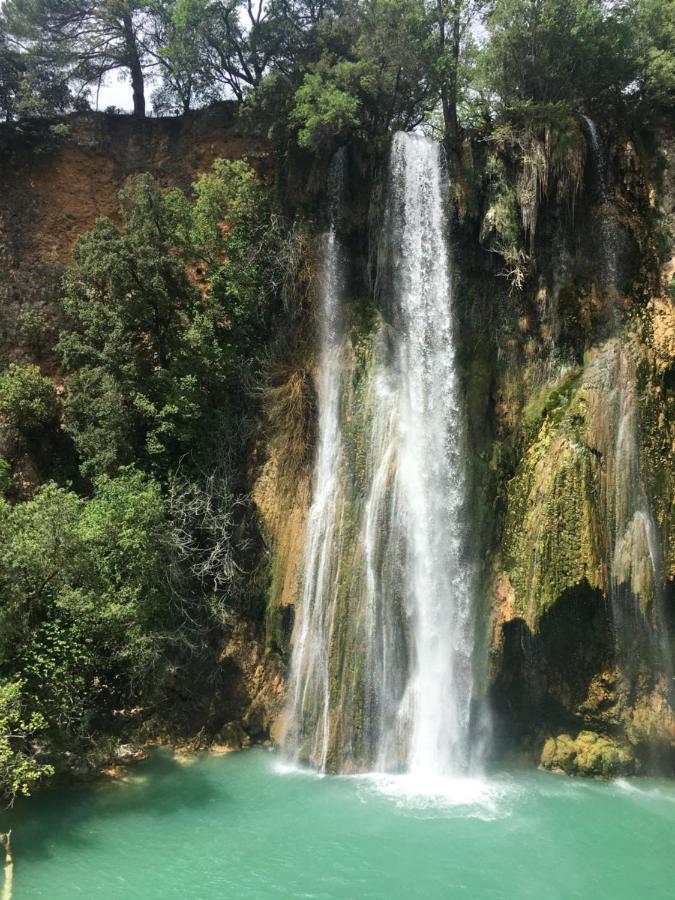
<box><xmin>540</xmin><ymin>730</ymin><xmax>636</xmax><ymax>777</ymax></box>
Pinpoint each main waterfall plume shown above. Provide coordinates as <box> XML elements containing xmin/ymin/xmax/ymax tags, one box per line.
<box><xmin>285</xmin><ymin>133</ymin><xmax>479</xmax><ymax>777</ymax></box>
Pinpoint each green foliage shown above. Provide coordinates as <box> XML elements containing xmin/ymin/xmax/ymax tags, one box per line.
<box><xmin>0</xmin><ymin>162</ymin><xmax>278</xmax><ymax>802</ymax></box>
<box><xmin>631</xmin><ymin>0</ymin><xmax>675</xmax><ymax>113</ymax></box>
<box><xmin>478</xmin><ymin>108</ymin><xmax>586</xmax><ymax>287</ymax></box>
<box><xmin>0</xmin><ymin>470</ymin><xmax>178</xmax><ymax>798</ymax></box>
<box><xmin>247</xmin><ymin>0</ymin><xmax>440</xmax><ymax>152</ymax></box>
<box><xmin>0</xmin><ymin>25</ymin><xmax>74</xmax><ymax>122</ymax></box>
<box><xmin>2</xmin><ymin>0</ymin><xmax>150</xmax><ymax>115</ymax></box>
<box><xmin>482</xmin><ymin>0</ymin><xmax>635</xmax><ymax>112</ymax></box>
<box><xmin>0</xmin><ymin>458</ymin><xmax>11</xmax><ymax>496</ymax></box>
<box><xmin>0</xmin><ymin>363</ymin><xmax>58</xmax><ymax>444</ymax></box>
<box><xmin>0</xmin><ymin>680</ymin><xmax>53</xmax><ymax>806</ymax></box>
<box><xmin>149</xmin><ymin>0</ymin><xmax>220</xmax><ymax>114</ymax></box>
<box><xmin>58</xmin><ymin>160</ymin><xmax>274</xmax><ymax>479</ymax></box>
<box><xmin>59</xmin><ymin>175</ymin><xmax>199</xmax><ymax>475</ymax></box>
<box><xmin>16</xmin><ymin>309</ymin><xmax>50</xmax><ymax>355</ymax></box>
<box><xmin>1</xmin><ymin>0</ymin><xmax>671</xmax><ymax>140</ymax></box>
<box><xmin>479</xmin><ymin>0</ymin><xmax>674</xmax><ymax>123</ymax></box>
<box><xmin>480</xmin><ymin>151</ymin><xmax>525</xmax><ymax>283</ymax></box>
<box><xmin>290</xmin><ymin>62</ymin><xmax>362</xmax><ymax>151</ymax></box>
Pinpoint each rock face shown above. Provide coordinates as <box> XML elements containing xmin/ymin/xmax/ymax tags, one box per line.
<box><xmin>1</xmin><ymin>108</ymin><xmax>673</xmax><ymax>774</ymax></box>
<box><xmin>475</xmin><ymin>122</ymin><xmax>675</xmax><ymax>773</ymax></box>
<box><xmin>0</xmin><ymin>105</ymin><xmax>269</xmax><ymax>369</ymax></box>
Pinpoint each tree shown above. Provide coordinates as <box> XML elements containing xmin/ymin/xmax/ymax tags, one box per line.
<box><xmin>0</xmin><ymin>364</ymin><xmax>57</xmax><ymax>438</ymax></box>
<box><xmin>480</xmin><ymin>0</ymin><xmax>635</xmax><ymax>114</ymax></box>
<box><xmin>0</xmin><ymin>25</ymin><xmax>74</xmax><ymax>120</ymax></box>
<box><xmin>0</xmin><ymin>681</ymin><xmax>53</xmax><ymax>806</ymax></box>
<box><xmin>2</xmin><ymin>0</ymin><xmax>151</xmax><ymax>116</ymax></box>
<box><xmin>146</xmin><ymin>0</ymin><xmax>216</xmax><ymax>114</ymax></box>
<box><xmin>0</xmin><ymin>470</ymin><xmax>174</xmax><ymax>799</ymax></box>
<box><xmin>629</xmin><ymin>0</ymin><xmax>675</xmax><ymax>115</ymax></box>
<box><xmin>431</xmin><ymin>0</ymin><xmax>485</xmax><ymax>151</ymax></box>
<box><xmin>197</xmin><ymin>0</ymin><xmax>293</xmax><ymax>101</ymax></box>
<box><xmin>58</xmin><ymin>174</ymin><xmax>206</xmax><ymax>475</ymax></box>
<box><xmin>250</xmin><ymin>0</ymin><xmax>441</xmax><ymax>152</ymax></box>
<box><xmin>0</xmin><ymin>27</ymin><xmax>25</xmax><ymax>120</ymax></box>
<box><xmin>58</xmin><ymin>160</ymin><xmax>276</xmax><ymax>479</ymax></box>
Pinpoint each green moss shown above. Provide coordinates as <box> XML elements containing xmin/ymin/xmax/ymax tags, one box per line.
<box><xmin>523</xmin><ymin>366</ymin><xmax>582</xmax><ymax>431</ymax></box>
<box><xmin>502</xmin><ymin>367</ymin><xmax>605</xmax><ymax>627</ymax></box>
<box><xmin>540</xmin><ymin>731</ymin><xmax>635</xmax><ymax>777</ymax></box>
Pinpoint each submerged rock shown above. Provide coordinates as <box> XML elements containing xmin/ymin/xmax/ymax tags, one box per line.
<box><xmin>540</xmin><ymin>731</ymin><xmax>636</xmax><ymax>777</ymax></box>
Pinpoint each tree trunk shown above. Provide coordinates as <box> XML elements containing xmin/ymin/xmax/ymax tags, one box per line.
<box><xmin>122</xmin><ymin>12</ymin><xmax>145</xmax><ymax>117</ymax></box>
<box><xmin>436</xmin><ymin>1</ymin><xmax>461</xmax><ymax>162</ymax></box>
<box><xmin>444</xmin><ymin>8</ymin><xmax>461</xmax><ymax>154</ymax></box>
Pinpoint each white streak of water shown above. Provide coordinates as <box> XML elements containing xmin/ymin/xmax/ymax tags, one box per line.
<box><xmin>286</xmin><ymin>134</ymin><xmax>479</xmax><ymax>780</ymax></box>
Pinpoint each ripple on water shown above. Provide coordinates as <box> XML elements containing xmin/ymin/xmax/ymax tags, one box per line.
<box><xmin>612</xmin><ymin>778</ymin><xmax>675</xmax><ymax>804</ymax></box>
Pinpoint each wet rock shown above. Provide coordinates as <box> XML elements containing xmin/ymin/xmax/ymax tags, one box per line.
<box><xmin>115</xmin><ymin>743</ymin><xmax>149</xmax><ymax>765</ymax></box>
<box><xmin>215</xmin><ymin>722</ymin><xmax>250</xmax><ymax>750</ymax></box>
<box><xmin>60</xmin><ymin>752</ymin><xmax>99</xmax><ymax>781</ymax></box>
<box><xmin>243</xmin><ymin>702</ymin><xmax>267</xmax><ymax>739</ymax></box>
<box><xmin>540</xmin><ymin>731</ymin><xmax>635</xmax><ymax>777</ymax></box>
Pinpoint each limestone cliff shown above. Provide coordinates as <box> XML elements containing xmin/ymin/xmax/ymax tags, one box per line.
<box><xmin>1</xmin><ymin>108</ymin><xmax>673</xmax><ymax>775</ymax></box>
<box><xmin>464</xmin><ymin>120</ymin><xmax>675</xmax><ymax>775</ymax></box>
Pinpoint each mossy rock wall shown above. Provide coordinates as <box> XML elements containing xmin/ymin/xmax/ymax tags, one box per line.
<box><xmin>476</xmin><ymin>118</ymin><xmax>675</xmax><ymax>773</ymax></box>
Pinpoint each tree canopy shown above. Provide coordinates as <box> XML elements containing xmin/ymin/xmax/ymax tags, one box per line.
<box><xmin>0</xmin><ymin>159</ymin><xmax>276</xmax><ymax>804</ymax></box>
<box><xmin>0</xmin><ymin>0</ymin><xmax>670</xmax><ymax>143</ymax></box>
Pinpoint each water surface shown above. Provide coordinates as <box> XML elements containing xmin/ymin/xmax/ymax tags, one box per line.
<box><xmin>2</xmin><ymin>748</ymin><xmax>675</xmax><ymax>899</ymax></box>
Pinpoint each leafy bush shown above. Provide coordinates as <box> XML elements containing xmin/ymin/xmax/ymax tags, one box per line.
<box><xmin>0</xmin><ymin>458</ymin><xmax>10</xmax><ymax>496</ymax></box>
<box><xmin>0</xmin><ymin>363</ymin><xmax>57</xmax><ymax>441</ymax></box>
<box><xmin>0</xmin><ymin>680</ymin><xmax>53</xmax><ymax>806</ymax></box>
<box><xmin>0</xmin><ymin>470</ymin><xmax>178</xmax><ymax>799</ymax></box>
<box><xmin>59</xmin><ymin>161</ymin><xmax>276</xmax><ymax>481</ymax></box>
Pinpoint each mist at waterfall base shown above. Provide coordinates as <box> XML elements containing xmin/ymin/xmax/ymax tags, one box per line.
<box><xmin>4</xmin><ymin>748</ymin><xmax>675</xmax><ymax>900</ymax></box>
<box><xmin>285</xmin><ymin>132</ymin><xmax>483</xmax><ymax>781</ymax></box>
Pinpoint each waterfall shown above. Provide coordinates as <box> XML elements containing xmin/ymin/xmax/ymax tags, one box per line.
<box><xmin>285</xmin><ymin>134</ymin><xmax>479</xmax><ymax>778</ymax></box>
<box><xmin>609</xmin><ymin>346</ymin><xmax>671</xmax><ymax>690</ymax></box>
<box><xmin>373</xmin><ymin>133</ymin><xmax>476</xmax><ymax>776</ymax></box>
<box><xmin>582</xmin><ymin>115</ymin><xmax>618</xmax><ymax>291</ymax></box>
<box><xmin>283</xmin><ymin>150</ymin><xmax>348</xmax><ymax>771</ymax></box>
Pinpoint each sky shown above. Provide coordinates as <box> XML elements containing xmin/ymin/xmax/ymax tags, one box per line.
<box><xmin>90</xmin><ymin>76</ymin><xmax>134</xmax><ymax>113</ymax></box>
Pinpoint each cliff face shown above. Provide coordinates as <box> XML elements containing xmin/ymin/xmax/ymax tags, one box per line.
<box><xmin>1</xmin><ymin>109</ymin><xmax>673</xmax><ymax>774</ymax></box>
<box><xmin>0</xmin><ymin>105</ymin><xmax>268</xmax><ymax>368</ymax></box>
<box><xmin>255</xmin><ymin>119</ymin><xmax>674</xmax><ymax>775</ymax></box>
<box><xmin>459</xmin><ymin>122</ymin><xmax>675</xmax><ymax>774</ymax></box>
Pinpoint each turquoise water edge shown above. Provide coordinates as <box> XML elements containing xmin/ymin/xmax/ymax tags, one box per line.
<box><xmin>2</xmin><ymin>747</ymin><xmax>674</xmax><ymax>899</ymax></box>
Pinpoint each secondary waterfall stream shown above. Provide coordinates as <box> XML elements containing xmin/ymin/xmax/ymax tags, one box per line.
<box><xmin>582</xmin><ymin>115</ymin><xmax>619</xmax><ymax>291</ymax></box>
<box><xmin>285</xmin><ymin>133</ymin><xmax>478</xmax><ymax>777</ymax></box>
<box><xmin>581</xmin><ymin>118</ymin><xmax>671</xmax><ymax>697</ymax></box>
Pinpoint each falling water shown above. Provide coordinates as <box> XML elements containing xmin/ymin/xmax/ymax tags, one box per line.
<box><xmin>609</xmin><ymin>346</ymin><xmax>671</xmax><ymax>689</ymax></box>
<box><xmin>372</xmin><ymin>133</ymin><xmax>477</xmax><ymax>776</ymax></box>
<box><xmin>285</xmin><ymin>134</ymin><xmax>478</xmax><ymax>777</ymax></box>
<box><xmin>284</xmin><ymin>150</ymin><xmax>348</xmax><ymax>771</ymax></box>
<box><xmin>582</xmin><ymin>115</ymin><xmax>619</xmax><ymax>291</ymax></box>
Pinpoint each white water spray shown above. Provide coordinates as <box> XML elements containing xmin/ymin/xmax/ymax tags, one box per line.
<box><xmin>373</xmin><ymin>133</ymin><xmax>477</xmax><ymax>776</ymax></box>
<box><xmin>284</xmin><ymin>151</ymin><xmax>348</xmax><ymax>771</ymax></box>
<box><xmin>286</xmin><ymin>134</ymin><xmax>479</xmax><ymax>778</ymax></box>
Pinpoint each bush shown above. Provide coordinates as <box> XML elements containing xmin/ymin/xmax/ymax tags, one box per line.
<box><xmin>0</xmin><ymin>363</ymin><xmax>57</xmax><ymax>441</ymax></box>
<box><xmin>59</xmin><ymin>161</ymin><xmax>277</xmax><ymax>480</ymax></box>
<box><xmin>0</xmin><ymin>680</ymin><xmax>53</xmax><ymax>806</ymax></box>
